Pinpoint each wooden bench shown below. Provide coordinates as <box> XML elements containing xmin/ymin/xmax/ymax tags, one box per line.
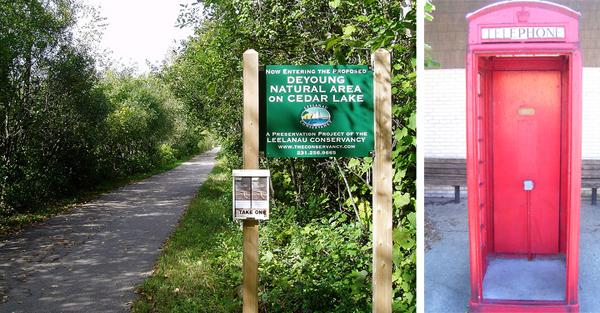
<box><xmin>582</xmin><ymin>160</ymin><xmax>600</xmax><ymax>205</ymax></box>
<box><xmin>424</xmin><ymin>158</ymin><xmax>466</xmax><ymax>203</ymax></box>
<box><xmin>425</xmin><ymin>158</ymin><xmax>600</xmax><ymax>205</ymax></box>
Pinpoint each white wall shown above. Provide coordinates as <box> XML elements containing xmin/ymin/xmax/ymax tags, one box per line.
<box><xmin>423</xmin><ymin>68</ymin><xmax>600</xmax><ymax>160</ymax></box>
<box><xmin>582</xmin><ymin>68</ymin><xmax>600</xmax><ymax>159</ymax></box>
<box><xmin>422</xmin><ymin>69</ymin><xmax>466</xmax><ymax>159</ymax></box>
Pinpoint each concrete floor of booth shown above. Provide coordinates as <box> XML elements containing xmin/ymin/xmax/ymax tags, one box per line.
<box><xmin>482</xmin><ymin>257</ymin><xmax>566</xmax><ymax>301</ymax></box>
<box><xmin>425</xmin><ymin>197</ymin><xmax>599</xmax><ymax>313</ymax></box>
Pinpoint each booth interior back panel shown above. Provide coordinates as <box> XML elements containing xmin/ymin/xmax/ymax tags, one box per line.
<box><xmin>426</xmin><ymin>0</ymin><xmax>600</xmax><ymax>69</ymax></box>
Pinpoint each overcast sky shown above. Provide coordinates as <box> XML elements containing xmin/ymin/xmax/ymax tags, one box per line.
<box><xmin>82</xmin><ymin>0</ymin><xmax>195</xmax><ymax>73</ymax></box>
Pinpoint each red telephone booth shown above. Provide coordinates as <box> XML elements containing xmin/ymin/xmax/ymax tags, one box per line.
<box><xmin>466</xmin><ymin>1</ymin><xmax>582</xmax><ymax>312</ymax></box>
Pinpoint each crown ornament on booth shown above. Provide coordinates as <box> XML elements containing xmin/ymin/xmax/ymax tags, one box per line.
<box><xmin>516</xmin><ymin>8</ymin><xmax>530</xmax><ymax>23</ymax></box>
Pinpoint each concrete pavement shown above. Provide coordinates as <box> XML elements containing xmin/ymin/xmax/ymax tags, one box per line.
<box><xmin>425</xmin><ymin>196</ymin><xmax>600</xmax><ymax>313</ymax></box>
<box><xmin>0</xmin><ymin>148</ymin><xmax>219</xmax><ymax>312</ymax></box>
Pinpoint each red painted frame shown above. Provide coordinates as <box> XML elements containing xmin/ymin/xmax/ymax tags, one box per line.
<box><xmin>466</xmin><ymin>2</ymin><xmax>582</xmax><ymax>312</ymax></box>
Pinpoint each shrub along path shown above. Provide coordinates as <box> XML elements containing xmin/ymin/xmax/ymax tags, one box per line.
<box><xmin>0</xmin><ymin>148</ymin><xmax>220</xmax><ymax>312</ymax></box>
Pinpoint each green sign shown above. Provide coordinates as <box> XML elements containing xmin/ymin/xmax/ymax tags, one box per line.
<box><xmin>265</xmin><ymin>65</ymin><xmax>374</xmax><ymax>158</ymax></box>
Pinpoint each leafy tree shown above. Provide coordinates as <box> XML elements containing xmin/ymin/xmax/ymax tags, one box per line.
<box><xmin>0</xmin><ymin>0</ymin><xmax>206</xmax><ymax>216</ymax></box>
<box><xmin>160</xmin><ymin>0</ymin><xmax>416</xmax><ymax>311</ymax></box>
<box><xmin>0</xmin><ymin>0</ymin><xmax>100</xmax><ymax>211</ymax></box>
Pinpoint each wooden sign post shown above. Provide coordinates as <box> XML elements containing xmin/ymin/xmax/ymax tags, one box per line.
<box><xmin>372</xmin><ymin>48</ymin><xmax>393</xmax><ymax>313</ymax></box>
<box><xmin>242</xmin><ymin>49</ymin><xmax>259</xmax><ymax>313</ymax></box>
<box><xmin>240</xmin><ymin>48</ymin><xmax>393</xmax><ymax>312</ymax></box>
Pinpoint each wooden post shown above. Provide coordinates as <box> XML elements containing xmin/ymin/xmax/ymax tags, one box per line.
<box><xmin>242</xmin><ymin>49</ymin><xmax>259</xmax><ymax>313</ymax></box>
<box><xmin>372</xmin><ymin>48</ymin><xmax>393</xmax><ymax>313</ymax></box>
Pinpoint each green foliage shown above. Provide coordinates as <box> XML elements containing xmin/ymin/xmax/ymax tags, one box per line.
<box><xmin>424</xmin><ymin>1</ymin><xmax>440</xmax><ymax>68</ymax></box>
<box><xmin>149</xmin><ymin>0</ymin><xmax>417</xmax><ymax>311</ymax></box>
<box><xmin>0</xmin><ymin>1</ymin><xmax>208</xmax><ymax>217</ymax></box>
<box><xmin>1</xmin><ymin>0</ymin><xmax>103</xmax><ymax>212</ymax></box>
<box><xmin>133</xmin><ymin>162</ymin><xmax>374</xmax><ymax>313</ymax></box>
<box><xmin>97</xmin><ymin>72</ymin><xmax>202</xmax><ymax>177</ymax></box>
<box><xmin>259</xmin><ymin>211</ymin><xmax>372</xmax><ymax>312</ymax></box>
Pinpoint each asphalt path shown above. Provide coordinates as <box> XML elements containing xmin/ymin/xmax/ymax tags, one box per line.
<box><xmin>0</xmin><ymin>148</ymin><xmax>219</xmax><ymax>312</ymax></box>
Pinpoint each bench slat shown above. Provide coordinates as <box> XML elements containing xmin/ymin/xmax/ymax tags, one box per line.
<box><xmin>425</xmin><ymin>158</ymin><xmax>600</xmax><ymax>188</ymax></box>
<box><xmin>425</xmin><ymin>158</ymin><xmax>467</xmax><ymax>186</ymax></box>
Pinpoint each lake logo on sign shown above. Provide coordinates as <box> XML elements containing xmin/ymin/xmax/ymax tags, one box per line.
<box><xmin>300</xmin><ymin>105</ymin><xmax>331</xmax><ymax>128</ymax></box>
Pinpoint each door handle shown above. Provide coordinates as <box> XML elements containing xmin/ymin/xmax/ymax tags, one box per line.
<box><xmin>523</xmin><ymin>180</ymin><xmax>534</xmax><ymax>191</ymax></box>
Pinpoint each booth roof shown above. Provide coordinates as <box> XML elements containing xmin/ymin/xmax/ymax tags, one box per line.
<box><xmin>466</xmin><ymin>0</ymin><xmax>581</xmax><ymax>20</ymax></box>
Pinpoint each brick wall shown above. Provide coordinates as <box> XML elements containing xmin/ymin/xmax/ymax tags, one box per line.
<box><xmin>426</xmin><ymin>0</ymin><xmax>600</xmax><ymax>69</ymax></box>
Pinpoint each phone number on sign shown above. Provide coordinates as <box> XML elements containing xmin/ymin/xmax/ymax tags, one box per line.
<box><xmin>297</xmin><ymin>150</ymin><xmax>336</xmax><ymax>156</ymax></box>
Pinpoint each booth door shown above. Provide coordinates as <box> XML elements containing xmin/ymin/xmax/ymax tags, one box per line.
<box><xmin>492</xmin><ymin>70</ymin><xmax>561</xmax><ymax>254</ymax></box>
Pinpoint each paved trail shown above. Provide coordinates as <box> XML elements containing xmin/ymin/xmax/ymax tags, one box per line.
<box><xmin>0</xmin><ymin>148</ymin><xmax>219</xmax><ymax>313</ymax></box>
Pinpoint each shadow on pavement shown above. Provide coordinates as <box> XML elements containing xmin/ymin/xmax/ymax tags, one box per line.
<box><xmin>0</xmin><ymin>148</ymin><xmax>220</xmax><ymax>313</ymax></box>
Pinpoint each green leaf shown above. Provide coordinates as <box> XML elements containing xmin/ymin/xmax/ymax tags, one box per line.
<box><xmin>407</xmin><ymin>112</ymin><xmax>416</xmax><ymax>130</ymax></box>
<box><xmin>347</xmin><ymin>158</ymin><xmax>360</xmax><ymax>169</ymax></box>
<box><xmin>329</xmin><ymin>0</ymin><xmax>341</xmax><ymax>9</ymax></box>
<box><xmin>263</xmin><ymin>251</ymin><xmax>274</xmax><ymax>262</ymax></box>
<box><xmin>394</xmin><ymin>192</ymin><xmax>411</xmax><ymax>208</ymax></box>
<box><xmin>407</xmin><ymin>212</ymin><xmax>416</xmax><ymax>228</ymax></box>
<box><xmin>343</xmin><ymin>24</ymin><xmax>357</xmax><ymax>37</ymax></box>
